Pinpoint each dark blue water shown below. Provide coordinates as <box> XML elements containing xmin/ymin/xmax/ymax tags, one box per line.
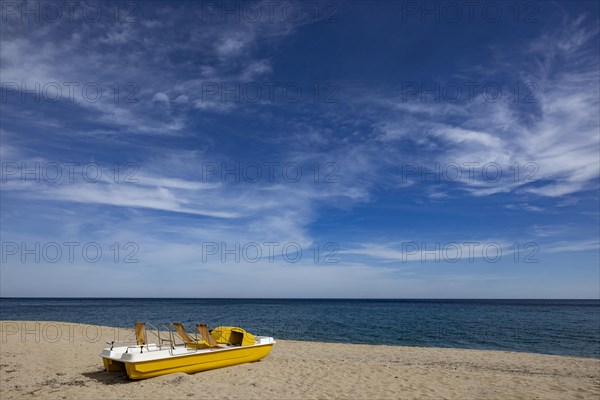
<box><xmin>1</xmin><ymin>298</ymin><xmax>599</xmax><ymax>358</ymax></box>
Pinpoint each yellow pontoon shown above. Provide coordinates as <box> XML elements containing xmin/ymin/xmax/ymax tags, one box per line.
<box><xmin>100</xmin><ymin>322</ymin><xmax>275</xmax><ymax>379</ymax></box>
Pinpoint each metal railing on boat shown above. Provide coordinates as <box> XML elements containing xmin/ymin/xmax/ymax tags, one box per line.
<box><xmin>107</xmin><ymin>322</ymin><xmax>211</xmax><ymax>355</ymax></box>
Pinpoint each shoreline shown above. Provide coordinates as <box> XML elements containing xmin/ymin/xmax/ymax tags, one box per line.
<box><xmin>1</xmin><ymin>321</ymin><xmax>599</xmax><ymax>399</ymax></box>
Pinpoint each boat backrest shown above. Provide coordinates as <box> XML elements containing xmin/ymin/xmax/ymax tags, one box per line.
<box><xmin>172</xmin><ymin>323</ymin><xmax>211</xmax><ymax>349</ymax></box>
<box><xmin>196</xmin><ymin>324</ymin><xmax>222</xmax><ymax>347</ymax></box>
<box><xmin>135</xmin><ymin>322</ymin><xmax>147</xmax><ymax>346</ymax></box>
<box><xmin>172</xmin><ymin>322</ymin><xmax>195</xmax><ymax>344</ymax></box>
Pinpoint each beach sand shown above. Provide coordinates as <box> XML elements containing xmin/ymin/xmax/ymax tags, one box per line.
<box><xmin>1</xmin><ymin>321</ymin><xmax>598</xmax><ymax>399</ymax></box>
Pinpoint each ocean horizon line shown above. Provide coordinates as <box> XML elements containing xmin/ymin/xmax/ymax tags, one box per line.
<box><xmin>1</xmin><ymin>297</ymin><xmax>599</xmax><ymax>301</ymax></box>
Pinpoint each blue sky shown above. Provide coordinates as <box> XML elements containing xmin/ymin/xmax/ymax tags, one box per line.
<box><xmin>1</xmin><ymin>1</ymin><xmax>599</xmax><ymax>298</ymax></box>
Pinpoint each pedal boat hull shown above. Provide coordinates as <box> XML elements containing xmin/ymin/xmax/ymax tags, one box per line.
<box><xmin>101</xmin><ymin>338</ymin><xmax>274</xmax><ymax>379</ymax></box>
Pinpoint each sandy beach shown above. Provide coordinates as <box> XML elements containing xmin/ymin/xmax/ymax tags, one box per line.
<box><xmin>0</xmin><ymin>321</ymin><xmax>598</xmax><ymax>399</ymax></box>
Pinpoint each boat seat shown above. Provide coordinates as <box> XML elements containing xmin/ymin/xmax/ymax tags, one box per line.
<box><xmin>196</xmin><ymin>324</ymin><xmax>227</xmax><ymax>348</ymax></box>
<box><xmin>172</xmin><ymin>323</ymin><xmax>209</xmax><ymax>349</ymax></box>
<box><xmin>135</xmin><ymin>322</ymin><xmax>147</xmax><ymax>346</ymax></box>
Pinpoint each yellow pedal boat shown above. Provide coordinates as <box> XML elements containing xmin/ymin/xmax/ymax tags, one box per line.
<box><xmin>100</xmin><ymin>322</ymin><xmax>275</xmax><ymax>379</ymax></box>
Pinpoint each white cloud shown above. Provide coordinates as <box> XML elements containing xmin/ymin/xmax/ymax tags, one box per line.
<box><xmin>173</xmin><ymin>94</ymin><xmax>189</xmax><ymax>104</ymax></box>
<box><xmin>341</xmin><ymin>240</ymin><xmax>511</xmax><ymax>263</ymax></box>
<box><xmin>546</xmin><ymin>240</ymin><xmax>600</xmax><ymax>253</ymax></box>
<box><xmin>241</xmin><ymin>59</ymin><xmax>272</xmax><ymax>80</ymax></box>
<box><xmin>505</xmin><ymin>203</ymin><xmax>545</xmax><ymax>212</ymax></box>
<box><xmin>215</xmin><ymin>35</ymin><xmax>249</xmax><ymax>58</ymax></box>
<box><xmin>193</xmin><ymin>99</ymin><xmax>236</xmax><ymax>113</ymax></box>
<box><xmin>152</xmin><ymin>92</ymin><xmax>170</xmax><ymax>105</ymax></box>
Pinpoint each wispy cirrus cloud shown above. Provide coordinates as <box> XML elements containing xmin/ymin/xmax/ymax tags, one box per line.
<box><xmin>0</xmin><ymin>1</ymin><xmax>311</xmax><ymax>135</ymax></box>
<box><xmin>362</xmin><ymin>16</ymin><xmax>600</xmax><ymax>199</ymax></box>
<box><xmin>546</xmin><ymin>240</ymin><xmax>600</xmax><ymax>253</ymax></box>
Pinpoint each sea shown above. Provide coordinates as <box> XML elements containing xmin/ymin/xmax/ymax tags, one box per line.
<box><xmin>1</xmin><ymin>298</ymin><xmax>598</xmax><ymax>358</ymax></box>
